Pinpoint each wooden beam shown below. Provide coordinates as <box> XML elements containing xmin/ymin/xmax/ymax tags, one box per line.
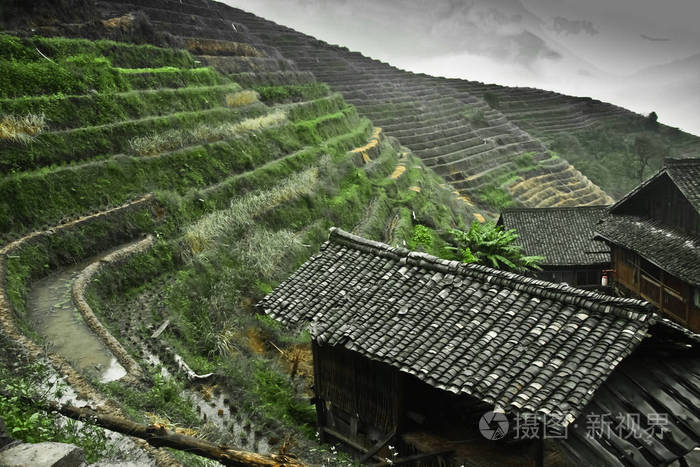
<box><xmin>359</xmin><ymin>429</ymin><xmax>396</xmax><ymax>463</ymax></box>
<box><xmin>322</xmin><ymin>426</ymin><xmax>392</xmax><ymax>464</ymax></box>
<box><xmin>322</xmin><ymin>426</ymin><xmax>367</xmax><ymax>453</ymax></box>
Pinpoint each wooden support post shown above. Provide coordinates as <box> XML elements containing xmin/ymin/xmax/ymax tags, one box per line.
<box><xmin>311</xmin><ymin>341</ymin><xmax>326</xmax><ymax>443</ymax></box>
<box><xmin>350</xmin><ymin>414</ymin><xmax>358</xmax><ymax>438</ymax></box>
<box><xmin>536</xmin><ymin>419</ymin><xmax>544</xmax><ymax>467</ymax></box>
<box><xmin>394</xmin><ymin>369</ymin><xmax>404</xmax><ymax>432</ymax></box>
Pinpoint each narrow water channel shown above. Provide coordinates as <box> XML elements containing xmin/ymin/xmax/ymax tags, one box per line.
<box><xmin>27</xmin><ymin>252</ymin><xmax>127</xmax><ymax>383</ymax></box>
<box><xmin>26</xmin><ymin>242</ymin><xmax>275</xmax><ymax>455</ymax></box>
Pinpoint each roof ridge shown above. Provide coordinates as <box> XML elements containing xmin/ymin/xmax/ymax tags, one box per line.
<box><xmin>328</xmin><ymin>228</ymin><xmax>654</xmax><ymax>321</ymax></box>
<box><xmin>609</xmin><ymin>166</ymin><xmax>668</xmax><ymax>212</ymax></box>
<box><xmin>501</xmin><ymin>205</ymin><xmax>610</xmax><ymax>213</ymax></box>
<box><xmin>611</xmin><ymin>158</ymin><xmax>700</xmax><ymax>214</ymax></box>
<box><xmin>664</xmin><ymin>157</ymin><xmax>700</xmax><ymax>165</ymax></box>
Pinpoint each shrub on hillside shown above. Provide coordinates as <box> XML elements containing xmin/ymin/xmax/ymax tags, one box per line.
<box><xmin>253</xmin><ymin>83</ymin><xmax>330</xmax><ymax>104</ymax></box>
<box><xmin>0</xmin><ymin>346</ymin><xmax>109</xmax><ymax>462</ymax></box>
<box><xmin>646</xmin><ymin>111</ymin><xmax>659</xmax><ymax>128</ymax></box>
<box><xmin>632</xmin><ymin>134</ymin><xmax>669</xmax><ymax>183</ymax></box>
<box><xmin>463</xmin><ymin>106</ymin><xmax>487</xmax><ymax>127</ymax></box>
<box><xmin>481</xmin><ymin>186</ymin><xmax>514</xmax><ymax>211</ymax></box>
<box><xmin>483</xmin><ymin>91</ymin><xmax>500</xmax><ymax>109</ymax></box>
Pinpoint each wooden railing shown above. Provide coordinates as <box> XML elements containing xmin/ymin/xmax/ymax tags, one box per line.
<box><xmin>640</xmin><ymin>273</ymin><xmax>687</xmax><ymax>321</ymax></box>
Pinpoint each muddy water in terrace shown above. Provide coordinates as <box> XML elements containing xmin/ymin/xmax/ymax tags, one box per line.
<box><xmin>27</xmin><ymin>248</ymin><xmax>131</xmax><ymax>383</ymax></box>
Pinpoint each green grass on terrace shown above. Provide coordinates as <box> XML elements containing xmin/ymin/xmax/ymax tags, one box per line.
<box><xmin>0</xmin><ymin>113</ymin><xmax>371</xmax><ymax>238</ymax></box>
<box><xmin>252</xmin><ymin>83</ymin><xmax>330</xmax><ymax>104</ymax></box>
<box><xmin>119</xmin><ymin>66</ymin><xmax>229</xmax><ymax>90</ymax></box>
<box><xmin>0</xmin><ymin>34</ymin><xmax>216</xmax><ymax>99</ymax></box>
<box><xmin>0</xmin><ymin>104</ymin><xmax>268</xmax><ymax>173</ymax></box>
<box><xmin>0</xmin><ymin>84</ymin><xmax>243</xmax><ymax>131</ymax></box>
<box><xmin>0</xmin><ymin>34</ymin><xmax>195</xmax><ymax>68</ymax></box>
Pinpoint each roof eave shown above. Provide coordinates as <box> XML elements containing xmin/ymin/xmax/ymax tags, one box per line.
<box><xmin>594</xmin><ymin>230</ymin><xmax>700</xmax><ymax>288</ymax></box>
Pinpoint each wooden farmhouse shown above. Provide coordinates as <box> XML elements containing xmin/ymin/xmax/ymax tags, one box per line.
<box><xmin>595</xmin><ymin>158</ymin><xmax>700</xmax><ymax>333</ymax></box>
<box><xmin>497</xmin><ymin>206</ymin><xmax>611</xmax><ymax>289</ymax></box>
<box><xmin>260</xmin><ymin>228</ymin><xmax>700</xmax><ymax>466</ymax></box>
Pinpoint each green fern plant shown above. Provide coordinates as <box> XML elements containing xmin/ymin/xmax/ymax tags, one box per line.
<box><xmin>447</xmin><ymin>221</ymin><xmax>543</xmax><ymax>272</ymax></box>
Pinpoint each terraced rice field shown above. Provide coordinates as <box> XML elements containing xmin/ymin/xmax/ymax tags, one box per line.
<box><xmin>71</xmin><ymin>0</ymin><xmax>624</xmax><ymax>214</ymax></box>
<box><xmin>2</xmin><ymin>0</ymin><xmax>699</xmax><ymax>463</ymax></box>
<box><xmin>216</xmin><ymin>13</ymin><xmax>615</xmax><ymax>211</ymax></box>
<box><xmin>0</xmin><ymin>10</ymin><xmax>474</xmax><ymax>462</ymax></box>
<box><xmin>201</xmin><ymin>3</ymin><xmax>699</xmax><ymax>206</ymax></box>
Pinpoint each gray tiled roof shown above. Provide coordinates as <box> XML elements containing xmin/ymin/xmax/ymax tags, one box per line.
<box><xmin>260</xmin><ymin>228</ymin><xmax>657</xmax><ymax>426</ymax></box>
<box><xmin>611</xmin><ymin>158</ymin><xmax>700</xmax><ymax>214</ymax></box>
<box><xmin>595</xmin><ymin>214</ymin><xmax>700</xmax><ymax>287</ymax></box>
<box><xmin>666</xmin><ymin>158</ymin><xmax>700</xmax><ymax>212</ymax></box>
<box><xmin>560</xmin><ymin>351</ymin><xmax>700</xmax><ymax>466</ymax></box>
<box><xmin>498</xmin><ymin>206</ymin><xmax>610</xmax><ymax>266</ymax></box>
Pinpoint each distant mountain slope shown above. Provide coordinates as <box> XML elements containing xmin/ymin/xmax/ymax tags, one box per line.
<box><xmin>156</xmin><ymin>0</ymin><xmax>613</xmax><ymax>212</ymax></box>
<box><xmin>616</xmin><ymin>53</ymin><xmax>700</xmax><ymax>138</ymax></box>
<box><xmin>213</xmin><ymin>0</ymin><xmax>699</xmax><ymax>202</ymax></box>
<box><xmin>232</xmin><ymin>0</ymin><xmax>608</xmax><ymax>84</ymax></box>
<box><xmin>229</xmin><ymin>0</ymin><xmax>700</xmax><ymax>197</ymax></box>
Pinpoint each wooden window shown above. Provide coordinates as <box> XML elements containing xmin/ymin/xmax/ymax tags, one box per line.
<box><xmin>557</xmin><ymin>270</ymin><xmax>576</xmax><ymax>285</ymax></box>
<box><xmin>576</xmin><ymin>270</ymin><xmax>588</xmax><ymax>286</ymax></box>
<box><xmin>615</xmin><ymin>249</ymin><xmax>637</xmax><ymax>290</ymax></box>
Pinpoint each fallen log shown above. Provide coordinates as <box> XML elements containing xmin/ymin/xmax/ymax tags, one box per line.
<box><xmin>16</xmin><ymin>395</ymin><xmax>304</xmax><ymax>466</ymax></box>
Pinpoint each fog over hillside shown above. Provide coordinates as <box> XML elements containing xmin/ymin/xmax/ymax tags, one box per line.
<box><xmin>231</xmin><ymin>0</ymin><xmax>700</xmax><ymax>135</ymax></box>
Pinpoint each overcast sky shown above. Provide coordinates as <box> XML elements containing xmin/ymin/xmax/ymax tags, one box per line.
<box><xmin>229</xmin><ymin>0</ymin><xmax>700</xmax><ymax>134</ymax></box>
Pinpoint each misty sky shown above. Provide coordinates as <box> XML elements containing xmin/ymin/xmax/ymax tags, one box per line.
<box><xmin>228</xmin><ymin>0</ymin><xmax>700</xmax><ymax>135</ymax></box>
